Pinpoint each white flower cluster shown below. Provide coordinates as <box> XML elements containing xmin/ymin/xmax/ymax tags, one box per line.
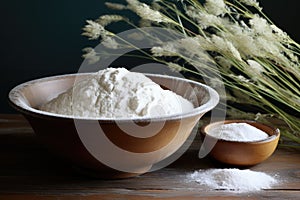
<box><xmin>96</xmin><ymin>15</ymin><xmax>125</xmax><ymax>26</ymax></box>
<box><xmin>186</xmin><ymin>6</ymin><xmax>223</xmax><ymax>29</ymax></box>
<box><xmin>82</xmin><ymin>47</ymin><xmax>99</xmax><ymax>64</ymax></box>
<box><xmin>151</xmin><ymin>45</ymin><xmax>177</xmax><ymax>57</ymax></box>
<box><xmin>126</xmin><ymin>0</ymin><xmax>172</xmax><ymax>23</ymax></box>
<box><xmin>82</xmin><ymin>20</ymin><xmax>106</xmax><ymax>40</ymax></box>
<box><xmin>151</xmin><ymin>36</ymin><xmax>215</xmax><ymax>69</ymax></box>
<box><xmin>104</xmin><ymin>2</ymin><xmax>126</xmax><ymax>10</ymax></box>
<box><xmin>104</xmin><ymin>0</ymin><xmax>173</xmax><ymax>24</ymax></box>
<box><xmin>210</xmin><ymin>35</ymin><xmax>242</xmax><ymax>61</ymax></box>
<box><xmin>204</xmin><ymin>0</ymin><xmax>228</xmax><ymax>16</ymax></box>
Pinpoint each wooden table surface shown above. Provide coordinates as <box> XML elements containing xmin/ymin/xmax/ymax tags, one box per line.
<box><xmin>0</xmin><ymin>114</ymin><xmax>299</xmax><ymax>200</ymax></box>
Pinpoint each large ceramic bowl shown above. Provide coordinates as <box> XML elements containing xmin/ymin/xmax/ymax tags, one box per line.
<box><xmin>9</xmin><ymin>73</ymin><xmax>219</xmax><ymax>178</ymax></box>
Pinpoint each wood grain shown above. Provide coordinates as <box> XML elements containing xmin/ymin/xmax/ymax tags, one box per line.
<box><xmin>0</xmin><ymin>114</ymin><xmax>299</xmax><ymax>199</ymax></box>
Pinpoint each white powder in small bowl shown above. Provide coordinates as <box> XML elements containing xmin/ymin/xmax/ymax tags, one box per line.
<box><xmin>207</xmin><ymin>122</ymin><xmax>269</xmax><ymax>142</ymax></box>
<box><xmin>40</xmin><ymin>68</ymin><xmax>194</xmax><ymax>118</ymax></box>
<box><xmin>189</xmin><ymin>168</ymin><xmax>278</xmax><ymax>193</ymax></box>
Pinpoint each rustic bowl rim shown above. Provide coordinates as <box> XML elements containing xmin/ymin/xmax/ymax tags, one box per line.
<box><xmin>8</xmin><ymin>72</ymin><xmax>219</xmax><ymax>122</ymax></box>
<box><xmin>201</xmin><ymin>119</ymin><xmax>280</xmax><ymax>144</ymax></box>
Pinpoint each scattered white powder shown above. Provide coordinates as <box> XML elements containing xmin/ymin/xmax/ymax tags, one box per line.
<box><xmin>189</xmin><ymin>168</ymin><xmax>278</xmax><ymax>193</ymax></box>
<box><xmin>41</xmin><ymin>68</ymin><xmax>194</xmax><ymax>118</ymax></box>
<box><xmin>207</xmin><ymin>122</ymin><xmax>269</xmax><ymax>142</ymax></box>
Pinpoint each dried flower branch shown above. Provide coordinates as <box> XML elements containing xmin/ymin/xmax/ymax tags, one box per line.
<box><xmin>82</xmin><ymin>0</ymin><xmax>300</xmax><ymax>147</ymax></box>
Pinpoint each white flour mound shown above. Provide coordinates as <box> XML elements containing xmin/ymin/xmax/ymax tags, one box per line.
<box><xmin>207</xmin><ymin>123</ymin><xmax>269</xmax><ymax>142</ymax></box>
<box><xmin>189</xmin><ymin>168</ymin><xmax>278</xmax><ymax>193</ymax></box>
<box><xmin>41</xmin><ymin>68</ymin><xmax>194</xmax><ymax>118</ymax></box>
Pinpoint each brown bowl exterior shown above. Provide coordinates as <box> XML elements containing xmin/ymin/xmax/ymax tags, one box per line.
<box><xmin>9</xmin><ymin>73</ymin><xmax>219</xmax><ymax>178</ymax></box>
<box><xmin>201</xmin><ymin>120</ymin><xmax>280</xmax><ymax>166</ymax></box>
<box><xmin>23</xmin><ymin>112</ymin><xmax>199</xmax><ymax>179</ymax></box>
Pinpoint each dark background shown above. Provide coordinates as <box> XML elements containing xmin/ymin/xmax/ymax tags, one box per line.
<box><xmin>1</xmin><ymin>0</ymin><xmax>299</xmax><ymax>113</ymax></box>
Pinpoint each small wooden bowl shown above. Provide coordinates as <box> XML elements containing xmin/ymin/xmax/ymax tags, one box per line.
<box><xmin>201</xmin><ymin>120</ymin><xmax>280</xmax><ymax>166</ymax></box>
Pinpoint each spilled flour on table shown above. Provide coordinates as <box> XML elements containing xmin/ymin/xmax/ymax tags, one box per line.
<box><xmin>188</xmin><ymin>168</ymin><xmax>278</xmax><ymax>193</ymax></box>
